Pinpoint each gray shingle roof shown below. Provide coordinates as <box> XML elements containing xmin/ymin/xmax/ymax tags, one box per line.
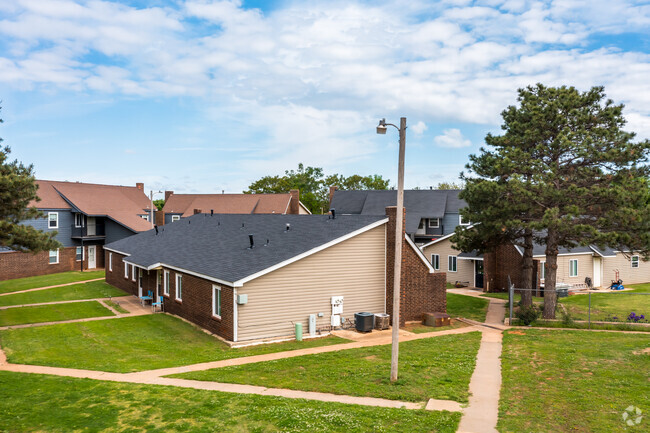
<box><xmin>330</xmin><ymin>189</ymin><xmax>465</xmax><ymax>234</ymax></box>
<box><xmin>105</xmin><ymin>213</ymin><xmax>387</xmax><ymax>284</ymax></box>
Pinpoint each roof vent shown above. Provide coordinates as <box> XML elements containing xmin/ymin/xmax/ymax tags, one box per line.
<box><xmin>241</xmin><ymin>223</ymin><xmax>245</xmax><ymax>229</ymax></box>
<box><xmin>154</xmin><ymin>225</ymin><xmax>159</xmax><ymax>235</ymax></box>
<box><xmin>329</xmin><ymin>208</ymin><xmax>336</xmax><ymax>219</ymax></box>
<box><xmin>264</xmin><ymin>239</ymin><xmax>270</xmax><ymax>246</ymax></box>
<box><xmin>248</xmin><ymin>234</ymin><xmax>254</xmax><ymax>249</ymax></box>
<box><xmin>285</xmin><ymin>223</ymin><xmax>290</xmax><ymax>232</ymax></box>
<box><xmin>211</xmin><ymin>209</ymin><xmax>214</xmax><ymax>216</ymax></box>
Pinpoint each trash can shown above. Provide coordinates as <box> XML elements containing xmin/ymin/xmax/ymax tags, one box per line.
<box><xmin>295</xmin><ymin>322</ymin><xmax>303</xmax><ymax>341</ymax></box>
<box><xmin>556</xmin><ymin>288</ymin><xmax>569</xmax><ymax>298</ymax></box>
<box><xmin>355</xmin><ymin>312</ymin><xmax>374</xmax><ymax>332</ymax></box>
<box><xmin>374</xmin><ymin>313</ymin><xmax>390</xmax><ymax>330</ymax></box>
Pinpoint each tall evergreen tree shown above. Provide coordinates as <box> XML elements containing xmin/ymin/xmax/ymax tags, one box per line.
<box><xmin>0</xmin><ymin>110</ymin><xmax>61</xmax><ymax>252</ymax></box>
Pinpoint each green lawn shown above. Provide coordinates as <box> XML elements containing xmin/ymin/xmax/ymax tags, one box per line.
<box><xmin>0</xmin><ymin>314</ymin><xmax>349</xmax><ymax>373</ymax></box>
<box><xmin>0</xmin><ymin>281</ymin><xmax>127</xmax><ymax>307</ymax></box>
<box><xmin>404</xmin><ymin>320</ymin><xmax>468</xmax><ymax>334</ymax></box>
<box><xmin>0</xmin><ymin>372</ymin><xmax>461</xmax><ymax>433</ymax></box>
<box><xmin>446</xmin><ymin>293</ymin><xmax>490</xmax><ymax>322</ymax></box>
<box><xmin>172</xmin><ymin>332</ymin><xmax>482</xmax><ymax>403</ymax></box>
<box><xmin>0</xmin><ymin>301</ymin><xmax>114</xmax><ymax>326</ymax></box>
<box><xmin>0</xmin><ymin>270</ymin><xmax>105</xmax><ymax>294</ymax></box>
<box><xmin>499</xmin><ymin>329</ymin><xmax>650</xmax><ymax>433</ymax></box>
<box><xmin>559</xmin><ymin>283</ymin><xmax>650</xmax><ymax>322</ymax></box>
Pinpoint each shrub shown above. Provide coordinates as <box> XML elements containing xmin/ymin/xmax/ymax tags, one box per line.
<box><xmin>516</xmin><ymin>306</ymin><xmax>540</xmax><ymax>326</ymax></box>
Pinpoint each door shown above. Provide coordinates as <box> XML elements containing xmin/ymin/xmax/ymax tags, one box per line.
<box><xmin>87</xmin><ymin>245</ymin><xmax>96</xmax><ymax>269</ymax></box>
<box><xmin>138</xmin><ymin>269</ymin><xmax>143</xmax><ymax>298</ymax></box>
<box><xmin>474</xmin><ymin>260</ymin><xmax>484</xmax><ymax>289</ymax></box>
<box><xmin>87</xmin><ymin>217</ymin><xmax>96</xmax><ymax>236</ymax></box>
<box><xmin>156</xmin><ymin>270</ymin><xmax>162</xmax><ymax>303</ymax></box>
<box><xmin>593</xmin><ymin>257</ymin><xmax>602</xmax><ymax>288</ymax></box>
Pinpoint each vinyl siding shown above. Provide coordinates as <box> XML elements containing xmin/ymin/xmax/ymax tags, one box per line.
<box><xmin>105</xmin><ymin>219</ymin><xmax>137</xmax><ymax>244</ymax></box>
<box><xmin>602</xmin><ymin>253</ymin><xmax>650</xmax><ymax>285</ymax></box>
<box><xmin>237</xmin><ymin>225</ymin><xmax>386</xmax><ymax>341</ymax></box>
<box><xmin>21</xmin><ymin>209</ymin><xmax>75</xmax><ymax>247</ymax></box>
<box><xmin>540</xmin><ymin>254</ymin><xmax>593</xmax><ymax>286</ymax></box>
<box><xmin>421</xmin><ymin>237</ymin><xmax>475</xmax><ymax>286</ymax></box>
<box><xmin>441</xmin><ymin>213</ymin><xmax>460</xmax><ymax>235</ymax></box>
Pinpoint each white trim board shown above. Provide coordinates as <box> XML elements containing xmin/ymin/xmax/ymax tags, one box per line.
<box><xmin>419</xmin><ymin>224</ymin><xmax>475</xmax><ymax>249</ymax></box>
<box><xmin>457</xmin><ymin>256</ymin><xmax>483</xmax><ymax>261</ymax></box>
<box><xmin>405</xmin><ymin>234</ymin><xmax>435</xmax><ymax>273</ymax></box>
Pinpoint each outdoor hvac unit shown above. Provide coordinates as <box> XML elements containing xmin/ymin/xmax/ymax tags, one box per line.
<box><xmin>354</xmin><ymin>312</ymin><xmax>374</xmax><ymax>332</ymax></box>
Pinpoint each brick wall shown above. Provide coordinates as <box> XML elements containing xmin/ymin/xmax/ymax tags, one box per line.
<box><xmin>484</xmin><ymin>242</ymin><xmax>540</xmax><ymax>292</ymax></box>
<box><xmin>288</xmin><ymin>190</ymin><xmax>300</xmax><ymax>214</ymax></box>
<box><xmin>105</xmin><ymin>250</ymin><xmax>233</xmax><ymax>340</ymax></box>
<box><xmin>385</xmin><ymin>206</ymin><xmax>447</xmax><ymax>325</ymax></box>
<box><xmin>0</xmin><ymin>245</ymin><xmax>105</xmax><ymax>281</ymax></box>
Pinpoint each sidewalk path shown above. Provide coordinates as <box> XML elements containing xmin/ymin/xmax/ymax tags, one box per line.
<box><xmin>0</xmin><ymin>278</ymin><xmax>105</xmax><ymax>297</ymax></box>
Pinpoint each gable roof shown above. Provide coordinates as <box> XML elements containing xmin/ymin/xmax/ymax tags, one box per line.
<box><xmin>330</xmin><ymin>189</ymin><xmax>465</xmax><ymax>234</ymax></box>
<box><xmin>163</xmin><ymin>193</ymin><xmax>295</xmax><ymax>216</ymax></box>
<box><xmin>31</xmin><ymin>180</ymin><xmax>152</xmax><ymax>232</ymax></box>
<box><xmin>105</xmin><ymin>213</ymin><xmax>388</xmax><ymax>285</ymax></box>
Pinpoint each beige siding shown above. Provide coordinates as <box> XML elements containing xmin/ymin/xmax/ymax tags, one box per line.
<box><xmin>421</xmin><ymin>238</ymin><xmax>475</xmax><ymax>286</ymax></box>
<box><xmin>602</xmin><ymin>253</ymin><xmax>650</xmax><ymax>285</ymax></box>
<box><xmin>237</xmin><ymin>225</ymin><xmax>386</xmax><ymax>341</ymax></box>
<box><xmin>539</xmin><ymin>254</ymin><xmax>593</xmax><ymax>286</ymax></box>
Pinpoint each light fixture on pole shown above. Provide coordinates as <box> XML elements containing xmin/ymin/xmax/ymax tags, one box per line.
<box><xmin>150</xmin><ymin>189</ymin><xmax>163</xmax><ymax>228</ymax></box>
<box><xmin>376</xmin><ymin>116</ymin><xmax>406</xmax><ymax>382</ymax></box>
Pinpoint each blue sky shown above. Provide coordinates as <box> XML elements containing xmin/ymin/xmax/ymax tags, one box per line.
<box><xmin>0</xmin><ymin>0</ymin><xmax>649</xmax><ymax>194</ymax></box>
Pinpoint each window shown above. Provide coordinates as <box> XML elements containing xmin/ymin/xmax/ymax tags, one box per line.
<box><xmin>49</xmin><ymin>249</ymin><xmax>59</xmax><ymax>264</ymax></box>
<box><xmin>48</xmin><ymin>212</ymin><xmax>58</xmax><ymax>229</ymax></box>
<box><xmin>171</xmin><ymin>215</ymin><xmax>180</xmax><ymax>222</ymax></box>
<box><xmin>141</xmin><ymin>215</ymin><xmax>149</xmax><ymax>221</ymax></box>
<box><xmin>428</xmin><ymin>218</ymin><xmax>440</xmax><ymax>228</ymax></box>
<box><xmin>448</xmin><ymin>255</ymin><xmax>457</xmax><ymax>272</ymax></box>
<box><xmin>212</xmin><ymin>285</ymin><xmax>221</xmax><ymax>318</ymax></box>
<box><xmin>164</xmin><ymin>271</ymin><xmax>170</xmax><ymax>296</ymax></box>
<box><xmin>124</xmin><ymin>262</ymin><xmax>129</xmax><ymax>279</ymax></box>
<box><xmin>131</xmin><ymin>264</ymin><xmax>136</xmax><ymax>281</ymax></box>
<box><xmin>109</xmin><ymin>253</ymin><xmax>113</xmax><ymax>271</ymax></box>
<box><xmin>76</xmin><ymin>246</ymin><xmax>83</xmax><ymax>261</ymax></box>
<box><xmin>175</xmin><ymin>274</ymin><xmax>183</xmax><ymax>301</ymax></box>
<box><xmin>459</xmin><ymin>214</ymin><xmax>470</xmax><ymax>226</ymax></box>
<box><xmin>540</xmin><ymin>261</ymin><xmax>546</xmax><ymax>279</ymax></box>
<box><xmin>569</xmin><ymin>259</ymin><xmax>578</xmax><ymax>277</ymax></box>
<box><xmin>631</xmin><ymin>255</ymin><xmax>639</xmax><ymax>268</ymax></box>
<box><xmin>431</xmin><ymin>254</ymin><xmax>440</xmax><ymax>270</ymax></box>
<box><xmin>74</xmin><ymin>213</ymin><xmax>84</xmax><ymax>227</ymax></box>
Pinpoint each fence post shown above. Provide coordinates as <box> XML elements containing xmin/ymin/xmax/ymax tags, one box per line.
<box><xmin>509</xmin><ymin>278</ymin><xmax>514</xmax><ymax>325</ymax></box>
<box><xmin>588</xmin><ymin>291</ymin><xmax>591</xmax><ymax>330</ymax></box>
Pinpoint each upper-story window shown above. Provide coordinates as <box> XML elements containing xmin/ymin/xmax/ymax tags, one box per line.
<box><xmin>75</xmin><ymin>213</ymin><xmax>84</xmax><ymax>228</ymax></box>
<box><xmin>48</xmin><ymin>212</ymin><xmax>58</xmax><ymax>229</ymax></box>
<box><xmin>171</xmin><ymin>215</ymin><xmax>180</xmax><ymax>222</ymax></box>
<box><xmin>428</xmin><ymin>218</ymin><xmax>440</xmax><ymax>228</ymax></box>
<box><xmin>141</xmin><ymin>215</ymin><xmax>149</xmax><ymax>221</ymax></box>
<box><xmin>459</xmin><ymin>214</ymin><xmax>470</xmax><ymax>226</ymax></box>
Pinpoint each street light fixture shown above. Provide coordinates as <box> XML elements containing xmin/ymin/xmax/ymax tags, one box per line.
<box><xmin>376</xmin><ymin>116</ymin><xmax>406</xmax><ymax>382</ymax></box>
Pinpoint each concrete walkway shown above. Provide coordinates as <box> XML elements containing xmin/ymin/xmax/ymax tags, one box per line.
<box><xmin>0</xmin><ymin>277</ymin><xmax>105</xmax><ymax>296</ymax></box>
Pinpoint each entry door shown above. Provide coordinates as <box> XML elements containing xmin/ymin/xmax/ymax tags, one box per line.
<box><xmin>87</xmin><ymin>245</ymin><xmax>96</xmax><ymax>269</ymax></box>
<box><xmin>87</xmin><ymin>217</ymin><xmax>96</xmax><ymax>236</ymax></box>
<box><xmin>474</xmin><ymin>260</ymin><xmax>484</xmax><ymax>289</ymax></box>
<box><xmin>593</xmin><ymin>258</ymin><xmax>602</xmax><ymax>288</ymax></box>
<box><xmin>156</xmin><ymin>270</ymin><xmax>162</xmax><ymax>302</ymax></box>
<box><xmin>138</xmin><ymin>269</ymin><xmax>143</xmax><ymax>298</ymax></box>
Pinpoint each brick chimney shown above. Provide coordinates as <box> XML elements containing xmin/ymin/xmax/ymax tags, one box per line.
<box><xmin>164</xmin><ymin>190</ymin><xmax>173</xmax><ymax>202</ymax></box>
<box><xmin>329</xmin><ymin>186</ymin><xmax>338</xmax><ymax>203</ymax></box>
<box><xmin>193</xmin><ymin>208</ymin><xmax>202</xmax><ymax>215</ymax></box>
<box><xmin>136</xmin><ymin>183</ymin><xmax>144</xmax><ymax>190</ymax></box>
<box><xmin>385</xmin><ymin>206</ymin><xmax>407</xmax><ymax>326</ymax></box>
<box><xmin>288</xmin><ymin>189</ymin><xmax>300</xmax><ymax>214</ymax></box>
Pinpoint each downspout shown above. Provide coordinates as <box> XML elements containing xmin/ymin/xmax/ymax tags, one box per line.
<box><xmin>233</xmin><ymin>288</ymin><xmax>238</xmax><ymax>342</ymax></box>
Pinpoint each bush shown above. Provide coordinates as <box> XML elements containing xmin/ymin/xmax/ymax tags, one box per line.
<box><xmin>516</xmin><ymin>306</ymin><xmax>540</xmax><ymax>326</ymax></box>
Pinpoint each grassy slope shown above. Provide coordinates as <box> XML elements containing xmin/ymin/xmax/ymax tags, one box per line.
<box><xmin>0</xmin><ymin>270</ymin><xmax>106</xmax><ymax>294</ymax></box>
<box><xmin>499</xmin><ymin>329</ymin><xmax>650</xmax><ymax>433</ymax></box>
<box><xmin>446</xmin><ymin>293</ymin><xmax>490</xmax><ymax>322</ymax></box>
<box><xmin>0</xmin><ymin>314</ymin><xmax>349</xmax><ymax>373</ymax></box>
<box><xmin>0</xmin><ymin>281</ymin><xmax>127</xmax><ymax>307</ymax></box>
<box><xmin>0</xmin><ymin>301</ymin><xmax>114</xmax><ymax>326</ymax></box>
<box><xmin>0</xmin><ymin>371</ymin><xmax>460</xmax><ymax>433</ymax></box>
<box><xmin>172</xmin><ymin>332</ymin><xmax>482</xmax><ymax>403</ymax></box>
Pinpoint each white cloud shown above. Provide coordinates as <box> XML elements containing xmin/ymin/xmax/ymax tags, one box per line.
<box><xmin>433</xmin><ymin>129</ymin><xmax>472</xmax><ymax>148</ymax></box>
<box><xmin>411</xmin><ymin>121</ymin><xmax>427</xmax><ymax>135</ymax></box>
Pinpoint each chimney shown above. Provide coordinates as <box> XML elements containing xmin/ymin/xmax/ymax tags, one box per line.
<box><xmin>329</xmin><ymin>186</ymin><xmax>338</xmax><ymax>203</ymax></box>
<box><xmin>136</xmin><ymin>183</ymin><xmax>144</xmax><ymax>190</ymax></box>
<box><xmin>288</xmin><ymin>189</ymin><xmax>300</xmax><ymax>214</ymax></box>
<box><xmin>164</xmin><ymin>190</ymin><xmax>173</xmax><ymax>202</ymax></box>
<box><xmin>155</xmin><ymin>210</ymin><xmax>165</xmax><ymax>226</ymax></box>
<box><xmin>385</xmin><ymin>205</ymin><xmax>407</xmax><ymax>327</ymax></box>
<box><xmin>193</xmin><ymin>208</ymin><xmax>202</xmax><ymax>215</ymax></box>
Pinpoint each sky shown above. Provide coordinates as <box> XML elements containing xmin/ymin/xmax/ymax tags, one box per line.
<box><xmin>0</xmin><ymin>0</ymin><xmax>649</xmax><ymax>194</ymax></box>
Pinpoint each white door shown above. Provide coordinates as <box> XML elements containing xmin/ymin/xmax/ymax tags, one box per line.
<box><xmin>593</xmin><ymin>257</ymin><xmax>602</xmax><ymax>288</ymax></box>
<box><xmin>138</xmin><ymin>269</ymin><xmax>143</xmax><ymax>298</ymax></box>
<box><xmin>88</xmin><ymin>245</ymin><xmax>96</xmax><ymax>269</ymax></box>
<box><xmin>87</xmin><ymin>217</ymin><xmax>96</xmax><ymax>236</ymax></box>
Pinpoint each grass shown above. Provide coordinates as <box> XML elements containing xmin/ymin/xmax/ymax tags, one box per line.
<box><xmin>446</xmin><ymin>293</ymin><xmax>490</xmax><ymax>322</ymax></box>
<box><xmin>105</xmin><ymin>299</ymin><xmax>130</xmax><ymax>314</ymax></box>
<box><xmin>172</xmin><ymin>332</ymin><xmax>482</xmax><ymax>403</ymax></box>
<box><xmin>403</xmin><ymin>320</ymin><xmax>468</xmax><ymax>334</ymax></box>
<box><xmin>0</xmin><ymin>314</ymin><xmax>349</xmax><ymax>373</ymax></box>
<box><xmin>0</xmin><ymin>301</ymin><xmax>114</xmax><ymax>326</ymax></box>
<box><xmin>0</xmin><ymin>281</ymin><xmax>127</xmax><ymax>307</ymax></box>
<box><xmin>559</xmin><ymin>283</ymin><xmax>650</xmax><ymax>322</ymax></box>
<box><xmin>0</xmin><ymin>371</ymin><xmax>461</xmax><ymax>433</ymax></box>
<box><xmin>0</xmin><ymin>270</ymin><xmax>105</xmax><ymax>294</ymax></box>
<box><xmin>512</xmin><ymin>319</ymin><xmax>650</xmax><ymax>332</ymax></box>
<box><xmin>499</xmin><ymin>329</ymin><xmax>650</xmax><ymax>433</ymax></box>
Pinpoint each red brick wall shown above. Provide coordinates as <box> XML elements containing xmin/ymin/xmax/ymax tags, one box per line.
<box><xmin>0</xmin><ymin>245</ymin><xmax>105</xmax><ymax>281</ymax></box>
<box><xmin>385</xmin><ymin>206</ymin><xmax>447</xmax><ymax>325</ymax></box>
<box><xmin>288</xmin><ymin>190</ymin><xmax>300</xmax><ymax>214</ymax></box>
<box><xmin>105</xmin><ymin>251</ymin><xmax>233</xmax><ymax>340</ymax></box>
<box><xmin>483</xmin><ymin>242</ymin><xmax>538</xmax><ymax>292</ymax></box>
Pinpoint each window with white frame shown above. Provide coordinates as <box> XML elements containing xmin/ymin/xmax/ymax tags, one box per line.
<box><xmin>569</xmin><ymin>259</ymin><xmax>578</xmax><ymax>277</ymax></box>
<box><xmin>109</xmin><ymin>253</ymin><xmax>112</xmax><ymax>271</ymax></box>
<box><xmin>428</xmin><ymin>218</ymin><xmax>440</xmax><ymax>228</ymax></box>
<box><xmin>76</xmin><ymin>246</ymin><xmax>83</xmax><ymax>261</ymax></box>
<box><xmin>74</xmin><ymin>213</ymin><xmax>84</xmax><ymax>227</ymax></box>
<box><xmin>124</xmin><ymin>262</ymin><xmax>129</xmax><ymax>278</ymax></box>
<box><xmin>140</xmin><ymin>215</ymin><xmax>149</xmax><ymax>221</ymax></box>
<box><xmin>631</xmin><ymin>255</ymin><xmax>639</xmax><ymax>268</ymax></box>
<box><xmin>48</xmin><ymin>212</ymin><xmax>58</xmax><ymax>229</ymax></box>
<box><xmin>448</xmin><ymin>255</ymin><xmax>457</xmax><ymax>272</ymax></box>
<box><xmin>131</xmin><ymin>264</ymin><xmax>136</xmax><ymax>281</ymax></box>
<box><xmin>175</xmin><ymin>274</ymin><xmax>183</xmax><ymax>300</ymax></box>
<box><xmin>164</xmin><ymin>270</ymin><xmax>170</xmax><ymax>296</ymax></box>
<box><xmin>431</xmin><ymin>254</ymin><xmax>440</xmax><ymax>270</ymax></box>
<box><xmin>171</xmin><ymin>215</ymin><xmax>180</xmax><ymax>222</ymax></box>
<box><xmin>212</xmin><ymin>285</ymin><xmax>221</xmax><ymax>318</ymax></box>
<box><xmin>540</xmin><ymin>261</ymin><xmax>546</xmax><ymax>280</ymax></box>
<box><xmin>459</xmin><ymin>214</ymin><xmax>470</xmax><ymax>226</ymax></box>
<box><xmin>49</xmin><ymin>249</ymin><xmax>59</xmax><ymax>264</ymax></box>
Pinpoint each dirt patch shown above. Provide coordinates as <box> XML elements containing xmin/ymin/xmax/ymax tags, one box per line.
<box><xmin>509</xmin><ymin>331</ymin><xmax>526</xmax><ymax>335</ymax></box>
<box><xmin>364</xmin><ymin>355</ymin><xmax>378</xmax><ymax>361</ymax></box>
<box><xmin>632</xmin><ymin>348</ymin><xmax>650</xmax><ymax>355</ymax></box>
